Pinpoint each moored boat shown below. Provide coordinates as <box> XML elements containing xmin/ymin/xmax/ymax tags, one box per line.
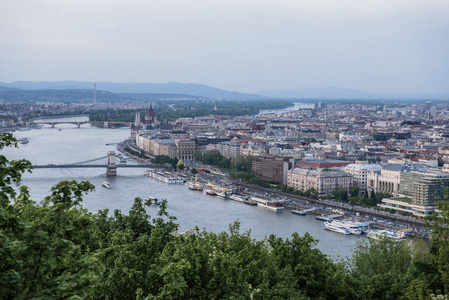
<box><xmin>243</xmin><ymin>200</ymin><xmax>257</xmax><ymax>206</ymax></box>
<box><xmin>367</xmin><ymin>229</ymin><xmax>404</xmax><ymax>241</ymax></box>
<box><xmin>330</xmin><ymin>220</ymin><xmax>362</xmax><ymax>235</ymax></box>
<box><xmin>263</xmin><ymin>202</ymin><xmax>284</xmax><ymax>211</ymax></box>
<box><xmin>324</xmin><ymin>221</ymin><xmax>351</xmax><ymax>235</ymax></box>
<box><xmin>216</xmin><ymin>190</ymin><xmax>231</xmax><ymax>198</ymax></box>
<box><xmin>145</xmin><ymin>170</ymin><xmax>185</xmax><ymax>184</ymax></box>
<box><xmin>341</xmin><ymin>220</ymin><xmax>370</xmax><ymax>233</ymax></box>
<box><xmin>188</xmin><ymin>175</ymin><xmax>204</xmax><ymax>191</ymax></box>
<box><xmin>206</xmin><ymin>189</ymin><xmax>217</xmax><ymax>196</ymax></box>
<box><xmin>292</xmin><ymin>209</ymin><xmax>306</xmax><ymax>215</ymax></box>
<box><xmin>230</xmin><ymin>194</ymin><xmax>248</xmax><ymax>202</ymax></box>
<box><xmin>188</xmin><ymin>181</ymin><xmax>204</xmax><ymax>191</ymax></box>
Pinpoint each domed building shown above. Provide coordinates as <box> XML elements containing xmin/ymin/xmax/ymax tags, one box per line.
<box><xmin>143</xmin><ymin>104</ymin><xmax>158</xmax><ymax>128</ymax></box>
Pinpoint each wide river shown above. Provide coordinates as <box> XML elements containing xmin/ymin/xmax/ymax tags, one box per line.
<box><xmin>3</xmin><ymin>116</ymin><xmax>365</xmax><ymax>259</ymax></box>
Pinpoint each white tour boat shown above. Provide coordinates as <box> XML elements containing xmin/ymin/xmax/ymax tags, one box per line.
<box><xmin>342</xmin><ymin>220</ymin><xmax>370</xmax><ymax>233</ymax></box>
<box><xmin>102</xmin><ymin>182</ymin><xmax>111</xmax><ymax>189</ymax></box>
<box><xmin>330</xmin><ymin>220</ymin><xmax>362</xmax><ymax>235</ymax></box>
<box><xmin>324</xmin><ymin>221</ymin><xmax>351</xmax><ymax>235</ymax></box>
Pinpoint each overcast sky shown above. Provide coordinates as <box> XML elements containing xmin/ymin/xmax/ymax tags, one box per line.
<box><xmin>1</xmin><ymin>0</ymin><xmax>448</xmax><ymax>94</ymax></box>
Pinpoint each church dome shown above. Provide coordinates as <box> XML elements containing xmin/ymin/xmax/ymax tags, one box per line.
<box><xmin>145</xmin><ymin>109</ymin><xmax>156</xmax><ymax>118</ymax></box>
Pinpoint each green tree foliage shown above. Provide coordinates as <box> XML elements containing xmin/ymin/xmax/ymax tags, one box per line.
<box><xmin>349</xmin><ymin>237</ymin><xmax>413</xmax><ymax>299</ymax></box>
<box><xmin>90</xmin><ymin>109</ymin><xmax>139</xmax><ymax>122</ymax></box>
<box><xmin>190</xmin><ymin>168</ymin><xmax>198</xmax><ymax>174</ymax></box>
<box><xmin>231</xmin><ymin>155</ymin><xmax>252</xmax><ymax>174</ymax></box>
<box><xmin>89</xmin><ymin>100</ymin><xmax>294</xmax><ymax>121</ymax></box>
<box><xmin>431</xmin><ymin>192</ymin><xmax>449</xmax><ymax>293</ymax></box>
<box><xmin>304</xmin><ymin>187</ymin><xmax>319</xmax><ymax>199</ymax></box>
<box><xmin>203</xmin><ymin>150</ymin><xmax>232</xmax><ymax>171</ymax></box>
<box><xmin>193</xmin><ymin>149</ymin><xmax>203</xmax><ymax>162</ymax></box>
<box><xmin>349</xmin><ymin>185</ymin><xmax>360</xmax><ymax>197</ymax></box>
<box><xmin>332</xmin><ymin>188</ymin><xmax>348</xmax><ymax>202</ymax></box>
<box><xmin>348</xmin><ymin>190</ymin><xmax>392</xmax><ymax>208</ymax></box>
<box><xmin>152</xmin><ymin>155</ymin><xmax>179</xmax><ymax>169</ymax></box>
<box><xmin>438</xmin><ymin>157</ymin><xmax>444</xmax><ymax>168</ymax></box>
<box><xmin>125</xmin><ymin>147</ymin><xmax>150</xmax><ymax>159</ymax></box>
<box><xmin>0</xmin><ymin>133</ymin><xmax>100</xmax><ymax>298</ymax></box>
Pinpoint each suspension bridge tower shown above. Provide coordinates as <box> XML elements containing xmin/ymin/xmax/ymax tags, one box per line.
<box><xmin>106</xmin><ymin>151</ymin><xmax>117</xmax><ymax>176</ymax></box>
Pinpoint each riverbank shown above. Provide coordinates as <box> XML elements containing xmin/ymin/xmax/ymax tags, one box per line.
<box><xmin>236</xmin><ymin>182</ymin><xmax>430</xmax><ymax>238</ymax></box>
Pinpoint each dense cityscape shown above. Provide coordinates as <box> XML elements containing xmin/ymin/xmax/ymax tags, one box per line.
<box><xmin>3</xmin><ymin>93</ymin><xmax>449</xmax><ymax>298</ymax></box>
<box><xmin>4</xmin><ymin>95</ymin><xmax>449</xmax><ymax>219</ymax></box>
<box><xmin>2</xmin><ymin>0</ymin><xmax>449</xmax><ymax>298</ymax></box>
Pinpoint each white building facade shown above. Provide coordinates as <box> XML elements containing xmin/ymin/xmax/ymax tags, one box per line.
<box><xmin>342</xmin><ymin>164</ymin><xmax>381</xmax><ymax>193</ymax></box>
<box><xmin>287</xmin><ymin>168</ymin><xmax>353</xmax><ymax>195</ymax></box>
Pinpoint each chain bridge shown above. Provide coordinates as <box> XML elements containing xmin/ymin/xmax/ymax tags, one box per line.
<box><xmin>32</xmin><ymin>151</ymin><xmax>162</xmax><ymax>175</ymax></box>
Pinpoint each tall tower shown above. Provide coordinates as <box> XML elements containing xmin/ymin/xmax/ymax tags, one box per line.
<box><xmin>93</xmin><ymin>83</ymin><xmax>96</xmax><ymax>104</ymax></box>
<box><xmin>134</xmin><ymin>112</ymin><xmax>141</xmax><ymax>127</ymax></box>
<box><xmin>130</xmin><ymin>112</ymin><xmax>141</xmax><ymax>143</ymax></box>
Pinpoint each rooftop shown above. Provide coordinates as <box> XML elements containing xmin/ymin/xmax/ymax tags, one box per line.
<box><xmin>390</xmin><ymin>197</ymin><xmax>412</xmax><ymax>203</ymax></box>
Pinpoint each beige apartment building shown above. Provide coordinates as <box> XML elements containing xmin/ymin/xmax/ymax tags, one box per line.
<box><xmin>136</xmin><ymin>134</ymin><xmax>195</xmax><ymax>159</ymax></box>
<box><xmin>175</xmin><ymin>140</ymin><xmax>196</xmax><ymax>161</ymax></box>
<box><xmin>287</xmin><ymin>168</ymin><xmax>353</xmax><ymax>195</ymax></box>
<box><xmin>367</xmin><ymin>164</ymin><xmax>404</xmax><ymax>196</ymax></box>
<box><xmin>217</xmin><ymin>141</ymin><xmax>241</xmax><ymax>159</ymax></box>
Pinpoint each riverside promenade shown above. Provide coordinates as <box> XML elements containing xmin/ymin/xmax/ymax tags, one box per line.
<box><xmin>237</xmin><ymin>182</ymin><xmax>428</xmax><ymax>229</ymax></box>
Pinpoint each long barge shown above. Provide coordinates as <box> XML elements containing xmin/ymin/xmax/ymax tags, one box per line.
<box><xmin>145</xmin><ymin>170</ymin><xmax>185</xmax><ymax>184</ymax></box>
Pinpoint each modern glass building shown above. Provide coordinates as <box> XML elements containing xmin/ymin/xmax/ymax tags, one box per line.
<box><xmin>395</xmin><ymin>170</ymin><xmax>449</xmax><ymax>215</ymax></box>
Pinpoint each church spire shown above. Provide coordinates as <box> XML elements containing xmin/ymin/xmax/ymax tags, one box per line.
<box><xmin>134</xmin><ymin>112</ymin><xmax>141</xmax><ymax>127</ymax></box>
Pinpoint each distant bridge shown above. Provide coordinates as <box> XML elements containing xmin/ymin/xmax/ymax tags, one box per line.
<box><xmin>31</xmin><ymin>121</ymin><xmax>132</xmax><ymax>128</ymax></box>
<box><xmin>32</xmin><ymin>152</ymin><xmax>162</xmax><ymax>176</ymax></box>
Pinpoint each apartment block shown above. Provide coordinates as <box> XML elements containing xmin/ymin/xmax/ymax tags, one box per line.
<box><xmin>252</xmin><ymin>155</ymin><xmax>293</xmax><ymax>185</ymax></box>
<box><xmin>287</xmin><ymin>168</ymin><xmax>353</xmax><ymax>195</ymax></box>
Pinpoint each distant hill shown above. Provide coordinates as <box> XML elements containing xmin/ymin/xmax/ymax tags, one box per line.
<box><xmin>0</xmin><ymin>85</ymin><xmax>16</xmax><ymax>92</ymax></box>
<box><xmin>257</xmin><ymin>86</ymin><xmax>449</xmax><ymax>100</ymax></box>
<box><xmin>0</xmin><ymin>88</ymin><xmax>204</xmax><ymax>103</ymax></box>
<box><xmin>0</xmin><ymin>89</ymin><xmax>119</xmax><ymax>102</ymax></box>
<box><xmin>0</xmin><ymin>81</ymin><xmax>266</xmax><ymax>99</ymax></box>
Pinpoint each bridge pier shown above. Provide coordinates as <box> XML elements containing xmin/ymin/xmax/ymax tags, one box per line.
<box><xmin>104</xmin><ymin>122</ymin><xmax>109</xmax><ymax>128</ymax></box>
<box><xmin>77</xmin><ymin>122</ymin><xmax>81</xmax><ymax>128</ymax></box>
<box><xmin>106</xmin><ymin>151</ymin><xmax>117</xmax><ymax>176</ymax></box>
<box><xmin>51</xmin><ymin>122</ymin><xmax>55</xmax><ymax>128</ymax></box>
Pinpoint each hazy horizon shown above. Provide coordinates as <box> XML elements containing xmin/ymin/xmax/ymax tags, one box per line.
<box><xmin>1</xmin><ymin>0</ymin><xmax>448</xmax><ymax>94</ymax></box>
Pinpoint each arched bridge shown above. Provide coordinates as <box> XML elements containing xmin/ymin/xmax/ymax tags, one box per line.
<box><xmin>31</xmin><ymin>121</ymin><xmax>132</xmax><ymax>128</ymax></box>
<box><xmin>32</xmin><ymin>151</ymin><xmax>162</xmax><ymax>176</ymax></box>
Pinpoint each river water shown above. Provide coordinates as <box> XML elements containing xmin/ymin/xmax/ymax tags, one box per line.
<box><xmin>259</xmin><ymin>102</ymin><xmax>315</xmax><ymax>114</ymax></box>
<box><xmin>2</xmin><ymin>116</ymin><xmax>365</xmax><ymax>259</ymax></box>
